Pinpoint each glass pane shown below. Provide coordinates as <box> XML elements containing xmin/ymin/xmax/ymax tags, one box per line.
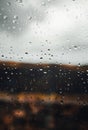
<box><xmin>0</xmin><ymin>0</ymin><xmax>88</xmax><ymax>130</ymax></box>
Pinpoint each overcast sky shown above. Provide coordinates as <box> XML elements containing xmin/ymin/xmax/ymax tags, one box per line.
<box><xmin>0</xmin><ymin>0</ymin><xmax>88</xmax><ymax>65</ymax></box>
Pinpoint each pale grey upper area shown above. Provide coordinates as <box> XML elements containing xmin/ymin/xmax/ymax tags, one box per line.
<box><xmin>0</xmin><ymin>0</ymin><xmax>88</xmax><ymax>65</ymax></box>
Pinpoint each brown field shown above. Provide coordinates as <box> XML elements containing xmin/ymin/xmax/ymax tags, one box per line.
<box><xmin>0</xmin><ymin>93</ymin><xmax>88</xmax><ymax>130</ymax></box>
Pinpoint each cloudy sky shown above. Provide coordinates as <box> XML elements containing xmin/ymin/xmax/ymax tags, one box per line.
<box><xmin>0</xmin><ymin>0</ymin><xmax>88</xmax><ymax>65</ymax></box>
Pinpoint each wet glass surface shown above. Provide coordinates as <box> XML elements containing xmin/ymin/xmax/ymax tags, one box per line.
<box><xmin>0</xmin><ymin>0</ymin><xmax>88</xmax><ymax>130</ymax></box>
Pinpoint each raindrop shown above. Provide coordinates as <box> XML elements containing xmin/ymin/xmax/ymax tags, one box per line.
<box><xmin>7</xmin><ymin>2</ymin><xmax>11</xmax><ymax>6</ymax></box>
<box><xmin>60</xmin><ymin>100</ymin><xmax>64</xmax><ymax>105</ymax></box>
<box><xmin>25</xmin><ymin>52</ymin><xmax>28</xmax><ymax>54</ymax></box>
<box><xmin>74</xmin><ymin>45</ymin><xmax>78</xmax><ymax>50</ymax></box>
<box><xmin>67</xmin><ymin>83</ymin><xmax>70</xmax><ymax>87</ymax></box>
<box><xmin>68</xmin><ymin>62</ymin><xmax>71</xmax><ymax>65</ymax></box>
<box><xmin>28</xmin><ymin>16</ymin><xmax>32</xmax><ymax>20</ymax></box>
<box><xmin>11</xmin><ymin>72</ymin><xmax>14</xmax><ymax>75</ymax></box>
<box><xmin>1</xmin><ymin>55</ymin><xmax>4</xmax><ymax>57</ymax></box>
<box><xmin>41</xmin><ymin>2</ymin><xmax>46</xmax><ymax>6</ymax></box>
<box><xmin>48</xmin><ymin>0</ymin><xmax>51</xmax><ymax>2</ymax></box>
<box><xmin>40</xmin><ymin>57</ymin><xmax>43</xmax><ymax>59</ymax></box>
<box><xmin>12</xmin><ymin>20</ymin><xmax>17</xmax><ymax>24</ymax></box>
<box><xmin>16</xmin><ymin>0</ymin><xmax>23</xmax><ymax>3</ymax></box>
<box><xmin>48</xmin><ymin>49</ymin><xmax>50</xmax><ymax>51</ymax></box>
<box><xmin>7</xmin><ymin>77</ymin><xmax>10</xmax><ymax>80</ymax></box>
<box><xmin>69</xmin><ymin>48</ymin><xmax>72</xmax><ymax>51</ymax></box>
<box><xmin>83</xmin><ymin>81</ymin><xmax>86</xmax><ymax>85</ymax></box>
<box><xmin>5</xmin><ymin>71</ymin><xmax>8</xmax><ymax>74</ymax></box>
<box><xmin>21</xmin><ymin>57</ymin><xmax>23</xmax><ymax>59</ymax></box>
<box><xmin>30</xmin><ymin>69</ymin><xmax>33</xmax><ymax>71</ymax></box>
<box><xmin>44</xmin><ymin>71</ymin><xmax>47</xmax><ymax>74</ymax></box>
<box><xmin>86</xmin><ymin>70</ymin><xmax>88</xmax><ymax>72</ymax></box>
<box><xmin>49</xmin><ymin>58</ymin><xmax>51</xmax><ymax>60</ymax></box>
<box><xmin>78</xmin><ymin>63</ymin><xmax>81</xmax><ymax>67</ymax></box>
<box><xmin>3</xmin><ymin>15</ymin><xmax>8</xmax><ymax>20</ymax></box>
<box><xmin>40</xmin><ymin>68</ymin><xmax>43</xmax><ymax>71</ymax></box>
<box><xmin>51</xmin><ymin>55</ymin><xmax>53</xmax><ymax>57</ymax></box>
<box><xmin>29</xmin><ymin>41</ymin><xmax>32</xmax><ymax>44</ymax></box>
<box><xmin>14</xmin><ymin>15</ymin><xmax>18</xmax><ymax>19</ymax></box>
<box><xmin>59</xmin><ymin>90</ymin><xmax>63</xmax><ymax>95</ymax></box>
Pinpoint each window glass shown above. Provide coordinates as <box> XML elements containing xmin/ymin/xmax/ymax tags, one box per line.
<box><xmin>0</xmin><ymin>0</ymin><xmax>88</xmax><ymax>130</ymax></box>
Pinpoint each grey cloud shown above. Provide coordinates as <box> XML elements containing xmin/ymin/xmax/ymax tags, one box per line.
<box><xmin>0</xmin><ymin>0</ymin><xmax>62</xmax><ymax>35</ymax></box>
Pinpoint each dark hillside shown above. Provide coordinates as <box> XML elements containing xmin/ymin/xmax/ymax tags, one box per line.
<box><xmin>0</xmin><ymin>61</ymin><xmax>88</xmax><ymax>94</ymax></box>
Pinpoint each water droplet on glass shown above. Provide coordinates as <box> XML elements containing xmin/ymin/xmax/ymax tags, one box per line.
<box><xmin>5</xmin><ymin>71</ymin><xmax>8</xmax><ymax>74</ymax></box>
<box><xmin>28</xmin><ymin>16</ymin><xmax>32</xmax><ymax>20</ymax></box>
<box><xmin>86</xmin><ymin>70</ymin><xmax>88</xmax><ymax>72</ymax></box>
<box><xmin>41</xmin><ymin>2</ymin><xmax>46</xmax><ymax>6</ymax></box>
<box><xmin>40</xmin><ymin>68</ymin><xmax>43</xmax><ymax>71</ymax></box>
<box><xmin>1</xmin><ymin>55</ymin><xmax>4</xmax><ymax>57</ymax></box>
<box><xmin>74</xmin><ymin>45</ymin><xmax>78</xmax><ymax>50</ymax></box>
<box><xmin>78</xmin><ymin>63</ymin><xmax>81</xmax><ymax>67</ymax></box>
<box><xmin>40</xmin><ymin>57</ymin><xmax>43</xmax><ymax>59</ymax></box>
<box><xmin>48</xmin><ymin>0</ymin><xmax>51</xmax><ymax>2</ymax></box>
<box><xmin>44</xmin><ymin>71</ymin><xmax>47</xmax><ymax>74</ymax></box>
<box><xmin>3</xmin><ymin>15</ymin><xmax>8</xmax><ymax>20</ymax></box>
<box><xmin>16</xmin><ymin>0</ymin><xmax>23</xmax><ymax>3</ymax></box>
<box><xmin>11</xmin><ymin>72</ymin><xmax>14</xmax><ymax>75</ymax></box>
<box><xmin>7</xmin><ymin>2</ymin><xmax>11</xmax><ymax>6</ymax></box>
<box><xmin>14</xmin><ymin>15</ymin><xmax>18</xmax><ymax>19</ymax></box>
<box><xmin>25</xmin><ymin>52</ymin><xmax>28</xmax><ymax>54</ymax></box>
<box><xmin>12</xmin><ymin>20</ymin><xmax>17</xmax><ymax>24</ymax></box>
<box><xmin>67</xmin><ymin>83</ymin><xmax>70</xmax><ymax>86</ymax></box>
<box><xmin>48</xmin><ymin>49</ymin><xmax>50</xmax><ymax>51</ymax></box>
<box><xmin>60</xmin><ymin>100</ymin><xmax>64</xmax><ymax>105</ymax></box>
<box><xmin>69</xmin><ymin>48</ymin><xmax>72</xmax><ymax>51</ymax></box>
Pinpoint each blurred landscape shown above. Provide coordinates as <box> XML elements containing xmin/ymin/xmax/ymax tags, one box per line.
<box><xmin>0</xmin><ymin>61</ymin><xmax>88</xmax><ymax>94</ymax></box>
<box><xmin>0</xmin><ymin>61</ymin><xmax>88</xmax><ymax>130</ymax></box>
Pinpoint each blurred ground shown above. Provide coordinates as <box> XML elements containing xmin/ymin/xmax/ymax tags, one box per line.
<box><xmin>0</xmin><ymin>61</ymin><xmax>88</xmax><ymax>129</ymax></box>
<box><xmin>0</xmin><ymin>93</ymin><xmax>88</xmax><ymax>130</ymax></box>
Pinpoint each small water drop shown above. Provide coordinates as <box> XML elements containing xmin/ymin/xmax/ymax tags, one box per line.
<box><xmin>48</xmin><ymin>0</ymin><xmax>51</xmax><ymax>2</ymax></box>
<box><xmin>14</xmin><ymin>15</ymin><xmax>18</xmax><ymax>19</ymax></box>
<box><xmin>40</xmin><ymin>57</ymin><xmax>43</xmax><ymax>59</ymax></box>
<box><xmin>74</xmin><ymin>45</ymin><xmax>78</xmax><ymax>50</ymax></box>
<box><xmin>78</xmin><ymin>63</ymin><xmax>81</xmax><ymax>67</ymax></box>
<box><xmin>86</xmin><ymin>70</ymin><xmax>88</xmax><ymax>72</ymax></box>
<box><xmin>7</xmin><ymin>2</ymin><xmax>11</xmax><ymax>6</ymax></box>
<box><xmin>28</xmin><ymin>16</ymin><xmax>32</xmax><ymax>20</ymax></box>
<box><xmin>25</xmin><ymin>52</ymin><xmax>28</xmax><ymax>54</ymax></box>
<box><xmin>48</xmin><ymin>49</ymin><xmax>50</xmax><ymax>51</ymax></box>
<box><xmin>44</xmin><ymin>71</ymin><xmax>47</xmax><ymax>74</ymax></box>
<box><xmin>1</xmin><ymin>55</ymin><xmax>4</xmax><ymax>57</ymax></box>
<box><xmin>41</xmin><ymin>2</ymin><xmax>46</xmax><ymax>6</ymax></box>
<box><xmin>69</xmin><ymin>48</ymin><xmax>72</xmax><ymax>51</ymax></box>
<box><xmin>3</xmin><ymin>15</ymin><xmax>8</xmax><ymax>20</ymax></box>
<box><xmin>12</xmin><ymin>20</ymin><xmax>17</xmax><ymax>24</ymax></box>
<box><xmin>40</xmin><ymin>68</ymin><xmax>43</xmax><ymax>71</ymax></box>
<box><xmin>16</xmin><ymin>0</ymin><xmax>23</xmax><ymax>3</ymax></box>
